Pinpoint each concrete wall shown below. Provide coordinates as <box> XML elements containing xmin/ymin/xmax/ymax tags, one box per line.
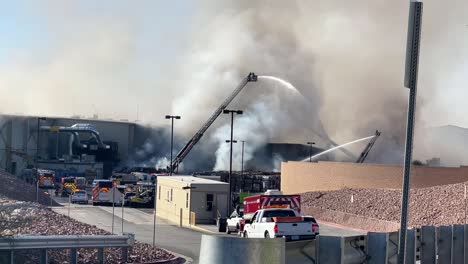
<box><xmin>156</xmin><ymin>178</ymin><xmax>229</xmax><ymax>226</ymax></box>
<box><xmin>281</xmin><ymin>161</ymin><xmax>468</xmax><ymax>194</ymax></box>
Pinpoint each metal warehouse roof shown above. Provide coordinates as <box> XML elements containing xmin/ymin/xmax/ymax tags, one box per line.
<box><xmin>157</xmin><ymin>176</ymin><xmax>228</xmax><ymax>185</ymax></box>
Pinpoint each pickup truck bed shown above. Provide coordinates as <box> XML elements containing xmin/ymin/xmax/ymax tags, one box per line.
<box><xmin>243</xmin><ymin>208</ymin><xmax>318</xmax><ymax>241</ymax></box>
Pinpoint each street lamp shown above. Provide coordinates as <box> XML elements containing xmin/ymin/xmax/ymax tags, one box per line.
<box><xmin>165</xmin><ymin>115</ymin><xmax>181</xmax><ymax>176</ymax></box>
<box><xmin>223</xmin><ymin>109</ymin><xmax>243</xmax><ymax>215</ymax></box>
<box><xmin>36</xmin><ymin>117</ymin><xmax>47</xmax><ymax>166</ymax></box>
<box><xmin>240</xmin><ymin>141</ymin><xmax>246</xmax><ymax>177</ymax></box>
<box><xmin>307</xmin><ymin>142</ymin><xmax>315</xmax><ymax>162</ymax></box>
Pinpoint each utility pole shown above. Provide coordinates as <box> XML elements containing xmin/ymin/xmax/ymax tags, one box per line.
<box><xmin>241</xmin><ymin>141</ymin><xmax>246</xmax><ymax>177</ymax></box>
<box><xmin>307</xmin><ymin>142</ymin><xmax>315</xmax><ymax>162</ymax></box>
<box><xmin>36</xmin><ymin>117</ymin><xmax>46</xmax><ymax>165</ymax></box>
<box><xmin>223</xmin><ymin>109</ymin><xmax>243</xmax><ymax>215</ymax></box>
<box><xmin>398</xmin><ymin>2</ymin><xmax>423</xmax><ymax>263</ymax></box>
<box><xmin>165</xmin><ymin>115</ymin><xmax>181</xmax><ymax>175</ymax></box>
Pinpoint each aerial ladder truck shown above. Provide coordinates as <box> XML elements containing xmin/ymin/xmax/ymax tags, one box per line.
<box><xmin>356</xmin><ymin>130</ymin><xmax>381</xmax><ymax>163</ymax></box>
<box><xmin>169</xmin><ymin>72</ymin><xmax>258</xmax><ymax>172</ymax></box>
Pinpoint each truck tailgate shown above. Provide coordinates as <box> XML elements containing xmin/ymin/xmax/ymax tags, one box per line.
<box><xmin>276</xmin><ymin>222</ymin><xmax>314</xmax><ymax>236</ymax></box>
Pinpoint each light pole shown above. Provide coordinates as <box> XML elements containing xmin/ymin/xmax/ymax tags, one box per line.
<box><xmin>240</xmin><ymin>141</ymin><xmax>246</xmax><ymax>177</ymax></box>
<box><xmin>307</xmin><ymin>142</ymin><xmax>315</xmax><ymax>162</ymax></box>
<box><xmin>165</xmin><ymin>115</ymin><xmax>181</xmax><ymax>175</ymax></box>
<box><xmin>35</xmin><ymin>117</ymin><xmax>46</xmax><ymax>199</ymax></box>
<box><xmin>223</xmin><ymin>109</ymin><xmax>243</xmax><ymax>215</ymax></box>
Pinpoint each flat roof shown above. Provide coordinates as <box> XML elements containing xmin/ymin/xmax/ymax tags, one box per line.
<box><xmin>157</xmin><ymin>176</ymin><xmax>228</xmax><ymax>185</ymax></box>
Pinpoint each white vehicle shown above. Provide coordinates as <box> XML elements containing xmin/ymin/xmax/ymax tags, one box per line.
<box><xmin>71</xmin><ymin>190</ymin><xmax>88</xmax><ymax>204</ymax></box>
<box><xmin>226</xmin><ymin>207</ymin><xmax>244</xmax><ymax>234</ymax></box>
<box><xmin>243</xmin><ymin>208</ymin><xmax>318</xmax><ymax>241</ymax></box>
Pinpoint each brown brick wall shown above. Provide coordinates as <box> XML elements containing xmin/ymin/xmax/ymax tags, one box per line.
<box><xmin>281</xmin><ymin>161</ymin><xmax>468</xmax><ymax>194</ymax></box>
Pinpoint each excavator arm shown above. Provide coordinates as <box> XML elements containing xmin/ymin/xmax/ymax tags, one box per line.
<box><xmin>170</xmin><ymin>72</ymin><xmax>258</xmax><ymax>171</ymax></box>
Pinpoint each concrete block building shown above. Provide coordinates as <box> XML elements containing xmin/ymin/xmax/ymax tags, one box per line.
<box><xmin>156</xmin><ymin>176</ymin><xmax>228</xmax><ymax>227</ymax></box>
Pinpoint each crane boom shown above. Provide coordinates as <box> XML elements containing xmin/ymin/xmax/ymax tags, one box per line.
<box><xmin>171</xmin><ymin>72</ymin><xmax>258</xmax><ymax>171</ymax></box>
<box><xmin>356</xmin><ymin>130</ymin><xmax>381</xmax><ymax>163</ymax></box>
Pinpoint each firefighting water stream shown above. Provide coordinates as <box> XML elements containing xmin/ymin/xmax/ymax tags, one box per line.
<box><xmin>302</xmin><ymin>135</ymin><xmax>377</xmax><ymax>162</ymax></box>
<box><xmin>258</xmin><ymin>76</ymin><xmax>301</xmax><ymax>95</ymax></box>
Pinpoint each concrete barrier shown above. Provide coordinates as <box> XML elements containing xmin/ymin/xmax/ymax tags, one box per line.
<box><xmin>199</xmin><ymin>235</ymin><xmax>285</xmax><ymax>264</ymax></box>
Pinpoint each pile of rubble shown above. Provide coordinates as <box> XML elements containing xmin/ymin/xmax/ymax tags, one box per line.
<box><xmin>302</xmin><ymin>182</ymin><xmax>468</xmax><ymax>227</ymax></box>
<box><xmin>0</xmin><ymin>196</ymin><xmax>175</xmax><ymax>263</ymax></box>
<box><xmin>0</xmin><ymin>170</ymin><xmax>59</xmax><ymax>206</ymax></box>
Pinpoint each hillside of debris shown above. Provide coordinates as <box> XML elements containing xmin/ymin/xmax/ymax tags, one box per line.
<box><xmin>0</xmin><ymin>169</ymin><xmax>60</xmax><ymax>206</ymax></box>
<box><xmin>302</xmin><ymin>182</ymin><xmax>468</xmax><ymax>227</ymax></box>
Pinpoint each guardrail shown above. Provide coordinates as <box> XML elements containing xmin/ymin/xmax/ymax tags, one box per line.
<box><xmin>200</xmin><ymin>224</ymin><xmax>468</xmax><ymax>263</ymax></box>
<box><xmin>0</xmin><ymin>233</ymin><xmax>134</xmax><ymax>264</ymax></box>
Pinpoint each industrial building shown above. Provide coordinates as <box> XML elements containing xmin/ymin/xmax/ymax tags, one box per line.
<box><xmin>0</xmin><ymin>114</ymin><xmax>137</xmax><ymax>178</ymax></box>
<box><xmin>156</xmin><ymin>176</ymin><xmax>228</xmax><ymax>227</ymax></box>
<box><xmin>281</xmin><ymin>161</ymin><xmax>468</xmax><ymax>194</ymax></box>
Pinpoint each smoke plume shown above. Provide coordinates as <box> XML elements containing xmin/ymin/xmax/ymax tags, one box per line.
<box><xmin>1</xmin><ymin>1</ymin><xmax>467</xmax><ymax>169</ymax></box>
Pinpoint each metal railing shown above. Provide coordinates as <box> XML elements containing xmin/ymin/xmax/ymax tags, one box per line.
<box><xmin>0</xmin><ymin>233</ymin><xmax>134</xmax><ymax>264</ymax></box>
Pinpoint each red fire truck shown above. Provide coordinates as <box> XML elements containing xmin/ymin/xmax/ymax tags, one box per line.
<box><xmin>226</xmin><ymin>190</ymin><xmax>302</xmax><ymax>234</ymax></box>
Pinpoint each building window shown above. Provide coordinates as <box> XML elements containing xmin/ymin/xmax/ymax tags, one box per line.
<box><xmin>186</xmin><ymin>193</ymin><xmax>189</xmax><ymax>208</ymax></box>
<box><xmin>170</xmin><ymin>188</ymin><xmax>173</xmax><ymax>202</ymax></box>
<box><xmin>206</xmin><ymin>194</ymin><xmax>213</xmax><ymax>211</ymax></box>
<box><xmin>158</xmin><ymin>186</ymin><xmax>161</xmax><ymax>200</ymax></box>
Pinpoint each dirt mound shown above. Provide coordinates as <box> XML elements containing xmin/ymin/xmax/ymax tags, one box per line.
<box><xmin>302</xmin><ymin>182</ymin><xmax>468</xmax><ymax>227</ymax></box>
<box><xmin>0</xmin><ymin>170</ymin><xmax>60</xmax><ymax>206</ymax></box>
<box><xmin>0</xmin><ymin>197</ymin><xmax>174</xmax><ymax>263</ymax></box>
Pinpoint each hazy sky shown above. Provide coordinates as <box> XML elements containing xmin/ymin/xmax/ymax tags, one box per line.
<box><xmin>0</xmin><ymin>1</ymin><xmax>196</xmax><ymax>123</ymax></box>
<box><xmin>0</xmin><ymin>0</ymin><xmax>467</xmax><ymax>131</ymax></box>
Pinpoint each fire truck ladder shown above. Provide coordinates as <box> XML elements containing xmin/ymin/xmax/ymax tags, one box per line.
<box><xmin>356</xmin><ymin>130</ymin><xmax>381</xmax><ymax>163</ymax></box>
<box><xmin>171</xmin><ymin>72</ymin><xmax>258</xmax><ymax>171</ymax></box>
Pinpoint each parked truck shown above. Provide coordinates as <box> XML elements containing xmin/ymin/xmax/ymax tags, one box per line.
<box><xmin>37</xmin><ymin>169</ymin><xmax>55</xmax><ymax>189</ymax></box>
<box><xmin>242</xmin><ymin>208</ymin><xmax>318</xmax><ymax>241</ymax></box>
<box><xmin>91</xmin><ymin>180</ymin><xmax>123</xmax><ymax>206</ymax></box>
<box><xmin>232</xmin><ymin>190</ymin><xmax>301</xmax><ymax>234</ymax></box>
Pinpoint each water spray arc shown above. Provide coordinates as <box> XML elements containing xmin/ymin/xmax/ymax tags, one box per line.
<box><xmin>302</xmin><ymin>135</ymin><xmax>378</xmax><ymax>162</ymax></box>
<box><xmin>258</xmin><ymin>76</ymin><xmax>302</xmax><ymax>95</ymax></box>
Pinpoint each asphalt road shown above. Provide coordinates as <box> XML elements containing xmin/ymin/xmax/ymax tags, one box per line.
<box><xmin>52</xmin><ymin>197</ymin><xmax>364</xmax><ymax>263</ymax></box>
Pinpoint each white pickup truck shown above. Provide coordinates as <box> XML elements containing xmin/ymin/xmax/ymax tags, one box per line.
<box><xmin>243</xmin><ymin>208</ymin><xmax>318</xmax><ymax>241</ymax></box>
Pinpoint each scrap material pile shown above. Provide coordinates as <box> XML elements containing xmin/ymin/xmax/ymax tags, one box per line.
<box><xmin>0</xmin><ymin>169</ymin><xmax>174</xmax><ymax>264</ymax></box>
<box><xmin>302</xmin><ymin>182</ymin><xmax>468</xmax><ymax>227</ymax></box>
<box><xmin>0</xmin><ymin>169</ymin><xmax>60</xmax><ymax>206</ymax></box>
<box><xmin>0</xmin><ymin>197</ymin><xmax>174</xmax><ymax>263</ymax></box>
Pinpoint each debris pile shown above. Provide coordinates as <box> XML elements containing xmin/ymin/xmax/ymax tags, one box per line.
<box><xmin>0</xmin><ymin>170</ymin><xmax>59</xmax><ymax>206</ymax></box>
<box><xmin>0</xmin><ymin>197</ymin><xmax>175</xmax><ymax>263</ymax></box>
<box><xmin>302</xmin><ymin>182</ymin><xmax>468</xmax><ymax>227</ymax></box>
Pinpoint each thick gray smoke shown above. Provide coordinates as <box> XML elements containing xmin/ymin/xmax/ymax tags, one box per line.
<box><xmin>172</xmin><ymin>0</ymin><xmax>468</xmax><ymax>168</ymax></box>
<box><xmin>1</xmin><ymin>1</ymin><xmax>467</xmax><ymax>169</ymax></box>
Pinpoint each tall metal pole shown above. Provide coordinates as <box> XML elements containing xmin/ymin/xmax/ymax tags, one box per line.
<box><xmin>170</xmin><ymin>118</ymin><xmax>174</xmax><ymax>176</ymax></box>
<box><xmin>36</xmin><ymin>118</ymin><xmax>40</xmax><ymax>166</ymax></box>
<box><xmin>241</xmin><ymin>141</ymin><xmax>245</xmax><ymax>177</ymax></box>
<box><xmin>398</xmin><ymin>2</ymin><xmax>423</xmax><ymax>263</ymax></box>
<box><xmin>112</xmin><ymin>186</ymin><xmax>115</xmax><ymax>234</ymax></box>
<box><xmin>121</xmin><ymin>193</ymin><xmax>125</xmax><ymax>233</ymax></box>
<box><xmin>228</xmin><ymin>112</ymin><xmax>234</xmax><ymax>214</ymax></box>
<box><xmin>153</xmin><ymin>194</ymin><xmax>157</xmax><ymax>246</ymax></box>
<box><xmin>309</xmin><ymin>145</ymin><xmax>312</xmax><ymax>162</ymax></box>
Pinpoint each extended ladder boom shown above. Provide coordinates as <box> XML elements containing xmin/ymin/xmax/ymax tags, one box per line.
<box><xmin>171</xmin><ymin>72</ymin><xmax>258</xmax><ymax>171</ymax></box>
<box><xmin>356</xmin><ymin>130</ymin><xmax>381</xmax><ymax>163</ymax></box>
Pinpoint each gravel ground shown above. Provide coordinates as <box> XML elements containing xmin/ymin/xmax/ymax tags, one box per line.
<box><xmin>0</xmin><ymin>169</ymin><xmax>175</xmax><ymax>263</ymax></box>
<box><xmin>0</xmin><ymin>197</ymin><xmax>175</xmax><ymax>263</ymax></box>
<box><xmin>302</xmin><ymin>182</ymin><xmax>468</xmax><ymax>227</ymax></box>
